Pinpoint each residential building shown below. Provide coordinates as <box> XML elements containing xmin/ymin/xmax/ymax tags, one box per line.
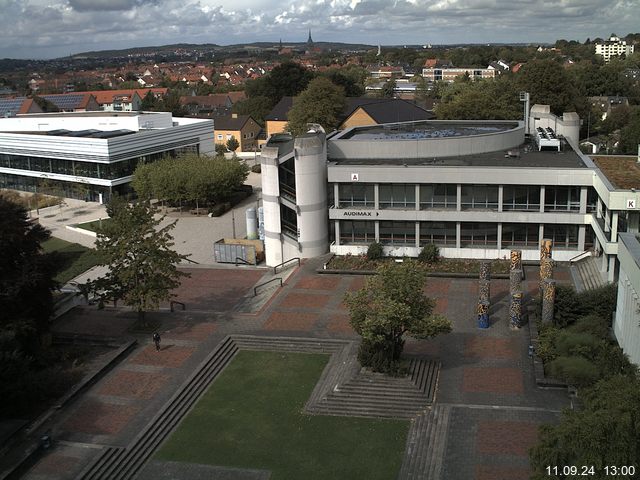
<box><xmin>77</xmin><ymin>88</ymin><xmax>168</xmax><ymax>111</ymax></box>
<box><xmin>0</xmin><ymin>98</ymin><xmax>42</xmax><ymax>116</ymax></box>
<box><xmin>422</xmin><ymin>66</ymin><xmax>496</xmax><ymax>82</ymax></box>
<box><xmin>595</xmin><ymin>35</ymin><xmax>635</xmax><ymax>63</ymax></box>
<box><xmin>0</xmin><ymin>111</ymin><xmax>214</xmax><ymax>202</ymax></box>
<box><xmin>260</xmin><ymin>105</ymin><xmax>633</xmax><ymax>290</ymax></box>
<box><xmin>39</xmin><ymin>93</ymin><xmax>101</xmax><ymax>112</ymax></box>
<box><xmin>214</xmin><ymin>114</ymin><xmax>261</xmax><ymax>152</ymax></box>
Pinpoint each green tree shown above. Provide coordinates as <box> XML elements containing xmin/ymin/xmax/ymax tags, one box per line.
<box><xmin>92</xmin><ymin>197</ymin><xmax>189</xmax><ymax>323</ymax></box>
<box><xmin>0</xmin><ymin>196</ymin><xmax>59</xmax><ymax>353</ymax></box>
<box><xmin>516</xmin><ymin>59</ymin><xmax>586</xmax><ymax>116</ymax></box>
<box><xmin>618</xmin><ymin>107</ymin><xmax>640</xmax><ymax>154</ymax></box>
<box><xmin>344</xmin><ymin>261</ymin><xmax>452</xmax><ymax>373</ymax></box>
<box><xmin>530</xmin><ymin>375</ymin><xmax>640</xmax><ymax>478</ymax></box>
<box><xmin>226</xmin><ymin>136</ymin><xmax>240</xmax><ymax>152</ymax></box>
<box><xmin>286</xmin><ymin>77</ymin><xmax>347</xmax><ymax>135</ymax></box>
<box><xmin>435</xmin><ymin>76</ymin><xmax>521</xmax><ymax>120</ymax></box>
<box><xmin>380</xmin><ymin>78</ymin><xmax>396</xmax><ymax>98</ymax></box>
<box><xmin>245</xmin><ymin>61</ymin><xmax>314</xmax><ymax>107</ymax></box>
<box><xmin>232</xmin><ymin>96</ymin><xmax>273</xmax><ymax>125</ymax></box>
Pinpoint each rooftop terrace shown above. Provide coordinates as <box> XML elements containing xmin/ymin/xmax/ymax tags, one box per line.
<box><xmin>592</xmin><ymin>155</ymin><xmax>640</xmax><ymax>190</ymax></box>
<box><xmin>339</xmin><ymin>121</ymin><xmax>520</xmax><ymax>140</ymax></box>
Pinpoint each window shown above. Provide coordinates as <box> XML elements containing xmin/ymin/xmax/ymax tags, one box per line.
<box><xmin>461</xmin><ymin>185</ymin><xmax>498</xmax><ymax>210</ymax></box>
<box><xmin>543</xmin><ymin>224</ymin><xmax>579</xmax><ymax>249</ymax></box>
<box><xmin>280</xmin><ymin>205</ymin><xmax>298</xmax><ymax>239</ymax></box>
<box><xmin>503</xmin><ymin>185</ymin><xmax>540</xmax><ymax>211</ymax></box>
<box><xmin>460</xmin><ymin>223</ymin><xmax>498</xmax><ymax>247</ymax></box>
<box><xmin>379</xmin><ymin>221</ymin><xmax>416</xmax><ymax>245</ymax></box>
<box><xmin>420</xmin><ymin>222</ymin><xmax>456</xmax><ymax>246</ymax></box>
<box><xmin>338</xmin><ymin>184</ymin><xmax>374</xmax><ymax>208</ymax></box>
<box><xmin>544</xmin><ymin>186</ymin><xmax>580</xmax><ymax>212</ymax></box>
<box><xmin>226</xmin><ymin>134</ymin><xmax>232</xmax><ymax>140</ymax></box>
<box><xmin>502</xmin><ymin>223</ymin><xmax>539</xmax><ymax>247</ymax></box>
<box><xmin>217</xmin><ymin>134</ymin><xmax>223</xmax><ymax>140</ymax></box>
<box><xmin>420</xmin><ymin>184</ymin><xmax>456</xmax><ymax>209</ymax></box>
<box><xmin>379</xmin><ymin>184</ymin><xmax>415</xmax><ymax>209</ymax></box>
<box><xmin>339</xmin><ymin>220</ymin><xmax>375</xmax><ymax>244</ymax></box>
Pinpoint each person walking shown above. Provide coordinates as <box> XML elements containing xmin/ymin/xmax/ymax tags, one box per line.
<box><xmin>153</xmin><ymin>332</ymin><xmax>161</xmax><ymax>351</ymax></box>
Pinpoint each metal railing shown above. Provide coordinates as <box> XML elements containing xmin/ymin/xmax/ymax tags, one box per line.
<box><xmin>235</xmin><ymin>257</ymin><xmax>251</xmax><ymax>266</ymax></box>
<box><xmin>569</xmin><ymin>250</ymin><xmax>593</xmax><ymax>263</ymax></box>
<box><xmin>170</xmin><ymin>300</ymin><xmax>185</xmax><ymax>312</ymax></box>
<box><xmin>273</xmin><ymin>257</ymin><xmax>300</xmax><ymax>274</ymax></box>
<box><xmin>254</xmin><ymin>277</ymin><xmax>282</xmax><ymax>296</ymax></box>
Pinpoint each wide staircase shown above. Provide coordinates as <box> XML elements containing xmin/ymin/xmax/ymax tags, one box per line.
<box><xmin>397</xmin><ymin>404</ymin><xmax>452</xmax><ymax>480</ymax></box>
<box><xmin>570</xmin><ymin>254</ymin><xmax>607</xmax><ymax>292</ymax></box>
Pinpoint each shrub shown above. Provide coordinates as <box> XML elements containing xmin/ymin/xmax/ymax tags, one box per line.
<box><xmin>536</xmin><ymin>323</ymin><xmax>560</xmax><ymax>363</ymax></box>
<box><xmin>547</xmin><ymin>356</ymin><xmax>600</xmax><ymax>387</ymax></box>
<box><xmin>357</xmin><ymin>338</ymin><xmax>406</xmax><ymax>376</ymax></box>
<box><xmin>209</xmin><ymin>202</ymin><xmax>231</xmax><ymax>217</ymax></box>
<box><xmin>595</xmin><ymin>344</ymin><xmax>637</xmax><ymax>379</ymax></box>
<box><xmin>366</xmin><ymin>242</ymin><xmax>384</xmax><ymax>260</ymax></box>
<box><xmin>418</xmin><ymin>244</ymin><xmax>439</xmax><ymax>263</ymax></box>
<box><xmin>215</xmin><ymin>143</ymin><xmax>227</xmax><ymax>155</ymax></box>
<box><xmin>554</xmin><ymin>283</ymin><xmax>617</xmax><ymax>328</ymax></box>
<box><xmin>568</xmin><ymin>313</ymin><xmax>611</xmax><ymax>339</ymax></box>
<box><xmin>554</xmin><ymin>331</ymin><xmax>601</xmax><ymax>359</ymax></box>
<box><xmin>251</xmin><ymin>163</ymin><xmax>261</xmax><ymax>173</ymax></box>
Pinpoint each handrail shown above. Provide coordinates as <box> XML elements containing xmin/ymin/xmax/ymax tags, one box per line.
<box><xmin>235</xmin><ymin>257</ymin><xmax>251</xmax><ymax>266</ymax></box>
<box><xmin>183</xmin><ymin>257</ymin><xmax>200</xmax><ymax>264</ymax></box>
<box><xmin>273</xmin><ymin>257</ymin><xmax>300</xmax><ymax>274</ymax></box>
<box><xmin>569</xmin><ymin>250</ymin><xmax>593</xmax><ymax>263</ymax></box>
<box><xmin>254</xmin><ymin>277</ymin><xmax>282</xmax><ymax>296</ymax></box>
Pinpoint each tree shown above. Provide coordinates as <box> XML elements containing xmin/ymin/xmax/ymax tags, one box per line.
<box><xmin>380</xmin><ymin>79</ymin><xmax>396</xmax><ymax>98</ymax></box>
<box><xmin>0</xmin><ymin>196</ymin><xmax>59</xmax><ymax>353</ymax></box>
<box><xmin>286</xmin><ymin>77</ymin><xmax>347</xmax><ymax>135</ymax></box>
<box><xmin>344</xmin><ymin>261</ymin><xmax>452</xmax><ymax>373</ymax></box>
<box><xmin>618</xmin><ymin>107</ymin><xmax>640</xmax><ymax>154</ymax></box>
<box><xmin>530</xmin><ymin>375</ymin><xmax>640</xmax><ymax>478</ymax></box>
<box><xmin>245</xmin><ymin>61</ymin><xmax>314</xmax><ymax>107</ymax></box>
<box><xmin>91</xmin><ymin>197</ymin><xmax>190</xmax><ymax>323</ymax></box>
<box><xmin>226</xmin><ymin>136</ymin><xmax>240</xmax><ymax>152</ymax></box>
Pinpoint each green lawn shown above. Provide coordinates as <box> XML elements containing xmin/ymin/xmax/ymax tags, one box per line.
<box><xmin>42</xmin><ymin>237</ymin><xmax>100</xmax><ymax>284</ymax></box>
<box><xmin>156</xmin><ymin>351</ymin><xmax>409</xmax><ymax>480</ymax></box>
<box><xmin>75</xmin><ymin>218</ymin><xmax>110</xmax><ymax>232</ymax></box>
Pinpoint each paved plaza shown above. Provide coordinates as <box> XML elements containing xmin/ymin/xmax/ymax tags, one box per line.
<box><xmin>9</xmin><ymin>256</ymin><xmax>572</xmax><ymax>480</ymax></box>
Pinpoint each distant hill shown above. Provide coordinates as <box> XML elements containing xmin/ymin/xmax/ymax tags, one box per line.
<box><xmin>69</xmin><ymin>41</ymin><xmax>375</xmax><ymax>59</ymax></box>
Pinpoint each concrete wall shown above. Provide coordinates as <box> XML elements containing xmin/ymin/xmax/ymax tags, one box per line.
<box><xmin>614</xmin><ymin>232</ymin><xmax>640</xmax><ymax>366</ymax></box>
<box><xmin>260</xmin><ymin>145</ymin><xmax>283</xmax><ymax>266</ymax></box>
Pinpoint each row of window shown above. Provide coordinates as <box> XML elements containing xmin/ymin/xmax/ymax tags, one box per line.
<box><xmin>335</xmin><ymin>184</ymin><xmax>595</xmax><ymax>212</ymax></box>
<box><xmin>0</xmin><ymin>147</ymin><xmax>197</xmax><ymax>180</ymax></box>
<box><xmin>338</xmin><ymin>220</ymin><xmax>590</xmax><ymax>249</ymax></box>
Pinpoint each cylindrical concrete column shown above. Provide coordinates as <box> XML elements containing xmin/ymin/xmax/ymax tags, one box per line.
<box><xmin>540</xmin><ymin>238</ymin><xmax>552</xmax><ymax>260</ymax></box>
<box><xmin>510</xmin><ymin>292</ymin><xmax>523</xmax><ymax>329</ymax></box>
<box><xmin>294</xmin><ymin>133</ymin><xmax>328</xmax><ymax>259</ymax></box>
<box><xmin>510</xmin><ymin>249</ymin><xmax>522</xmax><ymax>272</ymax></box>
<box><xmin>479</xmin><ymin>261</ymin><xmax>491</xmax><ymax>281</ymax></box>
<box><xmin>245</xmin><ymin>207</ymin><xmax>257</xmax><ymax>240</ymax></box>
<box><xmin>541</xmin><ymin>279</ymin><xmax>556</xmax><ymax>323</ymax></box>
<box><xmin>477</xmin><ymin>300</ymin><xmax>489</xmax><ymax>329</ymax></box>
<box><xmin>539</xmin><ymin>257</ymin><xmax>554</xmax><ymax>296</ymax></box>
<box><xmin>261</xmin><ymin>145</ymin><xmax>283</xmax><ymax>266</ymax></box>
<box><xmin>478</xmin><ymin>279</ymin><xmax>490</xmax><ymax>303</ymax></box>
<box><xmin>510</xmin><ymin>269</ymin><xmax>522</xmax><ymax>295</ymax></box>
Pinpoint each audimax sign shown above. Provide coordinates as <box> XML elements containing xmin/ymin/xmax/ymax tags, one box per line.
<box><xmin>343</xmin><ymin>211</ymin><xmax>379</xmax><ymax>217</ymax></box>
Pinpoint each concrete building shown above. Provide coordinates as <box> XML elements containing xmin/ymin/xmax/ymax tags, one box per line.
<box><xmin>595</xmin><ymin>35</ymin><xmax>635</xmax><ymax>63</ymax></box>
<box><xmin>614</xmin><ymin>232</ymin><xmax>640</xmax><ymax>366</ymax></box>
<box><xmin>0</xmin><ymin>111</ymin><xmax>214</xmax><ymax>202</ymax></box>
<box><xmin>421</xmin><ymin>66</ymin><xmax>496</xmax><ymax>83</ymax></box>
<box><xmin>260</xmin><ymin>106</ymin><xmax>640</xmax><ymax>285</ymax></box>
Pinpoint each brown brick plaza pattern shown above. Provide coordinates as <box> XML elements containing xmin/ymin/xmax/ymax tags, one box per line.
<box><xmin>476</xmin><ymin>420</ymin><xmax>540</xmax><ymax>456</ymax></box>
<box><xmin>295</xmin><ymin>275</ymin><xmax>341</xmax><ymax>290</ymax></box>
<box><xmin>98</xmin><ymin>370</ymin><xmax>170</xmax><ymax>399</ymax></box>
<box><xmin>475</xmin><ymin>465</ymin><xmax>531</xmax><ymax>480</ymax></box>
<box><xmin>326</xmin><ymin>313</ymin><xmax>355</xmax><ymax>334</ymax></box>
<box><xmin>264</xmin><ymin>311</ymin><xmax>319</xmax><ymax>331</ymax></box>
<box><xmin>464</xmin><ymin>337</ymin><xmax>519</xmax><ymax>360</ymax></box>
<box><xmin>129</xmin><ymin>345</ymin><xmax>195</xmax><ymax>368</ymax></box>
<box><xmin>25</xmin><ymin>453</ymin><xmax>80</xmax><ymax>476</ymax></box>
<box><xmin>279</xmin><ymin>292</ymin><xmax>331</xmax><ymax>308</ymax></box>
<box><xmin>164</xmin><ymin>321</ymin><xmax>217</xmax><ymax>341</ymax></box>
<box><xmin>62</xmin><ymin>400</ymin><xmax>140</xmax><ymax>435</ymax></box>
<box><xmin>462</xmin><ymin>367</ymin><xmax>525</xmax><ymax>394</ymax></box>
<box><xmin>424</xmin><ymin>279</ymin><xmax>451</xmax><ymax>296</ymax></box>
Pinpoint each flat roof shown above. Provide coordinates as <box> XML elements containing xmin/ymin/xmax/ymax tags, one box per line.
<box><xmin>592</xmin><ymin>155</ymin><xmax>640</xmax><ymax>189</ymax></box>
<box><xmin>339</xmin><ymin>120</ymin><xmax>519</xmax><ymax>140</ymax></box>
<box><xmin>329</xmin><ymin>138</ymin><xmax>587</xmax><ymax>169</ymax></box>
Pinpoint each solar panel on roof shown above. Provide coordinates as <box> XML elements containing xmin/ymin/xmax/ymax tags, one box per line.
<box><xmin>0</xmin><ymin>98</ymin><xmax>26</xmax><ymax>116</ymax></box>
<box><xmin>42</xmin><ymin>94</ymin><xmax>84</xmax><ymax>109</ymax></box>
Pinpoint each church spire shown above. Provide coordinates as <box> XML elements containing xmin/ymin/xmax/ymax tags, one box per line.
<box><xmin>307</xmin><ymin>29</ymin><xmax>313</xmax><ymax>45</ymax></box>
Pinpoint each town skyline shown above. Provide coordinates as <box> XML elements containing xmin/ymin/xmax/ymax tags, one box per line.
<box><xmin>1</xmin><ymin>0</ymin><xmax>638</xmax><ymax>60</ymax></box>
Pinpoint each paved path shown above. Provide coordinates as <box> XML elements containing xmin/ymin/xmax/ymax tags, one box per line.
<box><xmin>14</xmin><ymin>258</ymin><xmax>571</xmax><ymax>480</ymax></box>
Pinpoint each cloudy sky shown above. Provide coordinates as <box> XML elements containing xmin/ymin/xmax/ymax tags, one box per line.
<box><xmin>0</xmin><ymin>0</ymin><xmax>637</xmax><ymax>59</ymax></box>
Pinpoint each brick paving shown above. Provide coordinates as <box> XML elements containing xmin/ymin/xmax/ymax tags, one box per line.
<box><xmin>19</xmin><ymin>258</ymin><xmax>573</xmax><ymax>480</ymax></box>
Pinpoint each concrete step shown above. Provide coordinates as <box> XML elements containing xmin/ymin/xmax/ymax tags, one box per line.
<box><xmin>397</xmin><ymin>412</ymin><xmax>433</xmax><ymax>480</ymax></box>
<box><xmin>573</xmin><ymin>256</ymin><xmax>605</xmax><ymax>293</ymax></box>
<box><xmin>424</xmin><ymin>404</ymin><xmax>452</xmax><ymax>480</ymax></box>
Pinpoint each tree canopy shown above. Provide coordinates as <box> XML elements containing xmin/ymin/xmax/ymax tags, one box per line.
<box><xmin>245</xmin><ymin>61</ymin><xmax>314</xmax><ymax>107</ymax></box>
<box><xmin>344</xmin><ymin>261</ymin><xmax>452</xmax><ymax>373</ymax></box>
<box><xmin>0</xmin><ymin>196</ymin><xmax>59</xmax><ymax>353</ymax></box>
<box><xmin>131</xmin><ymin>154</ymin><xmax>249</xmax><ymax>208</ymax></box>
<box><xmin>91</xmin><ymin>197</ymin><xmax>189</xmax><ymax>322</ymax></box>
<box><xmin>285</xmin><ymin>77</ymin><xmax>347</xmax><ymax>135</ymax></box>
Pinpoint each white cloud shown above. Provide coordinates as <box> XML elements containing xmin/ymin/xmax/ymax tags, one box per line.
<box><xmin>0</xmin><ymin>0</ymin><xmax>637</xmax><ymax>58</ymax></box>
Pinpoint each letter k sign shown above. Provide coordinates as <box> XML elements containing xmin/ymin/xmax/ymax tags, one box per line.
<box><xmin>628</xmin><ymin>199</ymin><xmax>636</xmax><ymax>209</ymax></box>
